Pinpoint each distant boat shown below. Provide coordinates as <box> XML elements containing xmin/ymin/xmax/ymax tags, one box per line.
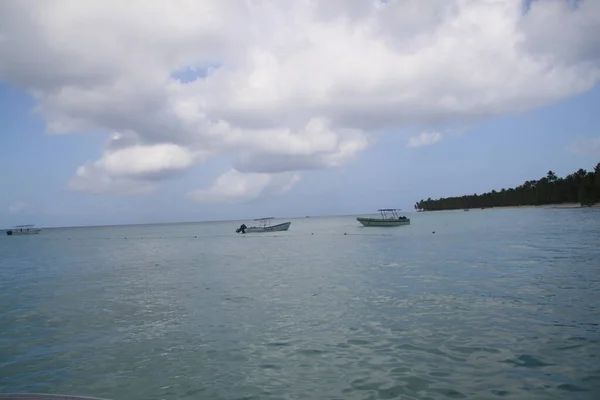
<box><xmin>6</xmin><ymin>224</ymin><xmax>41</xmax><ymax>236</ymax></box>
<box><xmin>464</xmin><ymin>209</ymin><xmax>470</xmax><ymax>211</ymax></box>
<box><xmin>236</xmin><ymin>217</ymin><xmax>291</xmax><ymax>233</ymax></box>
<box><xmin>357</xmin><ymin>209</ymin><xmax>410</xmax><ymax>227</ymax></box>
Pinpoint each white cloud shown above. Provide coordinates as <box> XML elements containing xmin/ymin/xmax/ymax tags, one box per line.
<box><xmin>1</xmin><ymin>0</ymin><xmax>599</xmax><ymax>201</ymax></box>
<box><xmin>568</xmin><ymin>137</ymin><xmax>600</xmax><ymax>157</ymax></box>
<box><xmin>99</xmin><ymin>143</ymin><xmax>197</xmax><ymax>177</ymax></box>
<box><xmin>69</xmin><ymin>143</ymin><xmax>202</xmax><ymax>194</ymax></box>
<box><xmin>69</xmin><ymin>164</ymin><xmax>156</xmax><ymax>196</ymax></box>
<box><xmin>408</xmin><ymin>132</ymin><xmax>443</xmax><ymax>148</ymax></box>
<box><xmin>8</xmin><ymin>201</ymin><xmax>27</xmax><ymax>214</ymax></box>
<box><xmin>188</xmin><ymin>169</ymin><xmax>300</xmax><ymax>204</ymax></box>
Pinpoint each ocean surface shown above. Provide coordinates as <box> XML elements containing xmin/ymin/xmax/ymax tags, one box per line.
<box><xmin>1</xmin><ymin>209</ymin><xmax>599</xmax><ymax>400</ymax></box>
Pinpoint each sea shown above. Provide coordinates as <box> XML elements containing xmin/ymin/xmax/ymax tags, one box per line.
<box><xmin>1</xmin><ymin>208</ymin><xmax>599</xmax><ymax>400</ymax></box>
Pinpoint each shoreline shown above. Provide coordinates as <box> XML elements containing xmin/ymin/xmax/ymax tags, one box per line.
<box><xmin>485</xmin><ymin>203</ymin><xmax>600</xmax><ymax>210</ymax></box>
<box><xmin>418</xmin><ymin>203</ymin><xmax>600</xmax><ymax>212</ymax></box>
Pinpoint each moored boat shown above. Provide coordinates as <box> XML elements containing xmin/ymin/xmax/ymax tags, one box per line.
<box><xmin>357</xmin><ymin>209</ymin><xmax>410</xmax><ymax>227</ymax></box>
<box><xmin>236</xmin><ymin>217</ymin><xmax>291</xmax><ymax>233</ymax></box>
<box><xmin>6</xmin><ymin>225</ymin><xmax>41</xmax><ymax>236</ymax></box>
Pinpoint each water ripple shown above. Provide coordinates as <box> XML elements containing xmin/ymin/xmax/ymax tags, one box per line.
<box><xmin>1</xmin><ymin>211</ymin><xmax>600</xmax><ymax>399</ymax></box>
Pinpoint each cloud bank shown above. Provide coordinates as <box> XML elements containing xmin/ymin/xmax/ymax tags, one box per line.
<box><xmin>189</xmin><ymin>170</ymin><xmax>301</xmax><ymax>204</ymax></box>
<box><xmin>1</xmin><ymin>0</ymin><xmax>599</xmax><ymax>202</ymax></box>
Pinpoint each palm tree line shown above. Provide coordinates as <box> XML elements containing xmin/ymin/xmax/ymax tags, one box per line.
<box><xmin>415</xmin><ymin>162</ymin><xmax>600</xmax><ymax>211</ymax></box>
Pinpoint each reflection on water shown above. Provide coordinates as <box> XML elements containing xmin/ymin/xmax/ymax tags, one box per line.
<box><xmin>1</xmin><ymin>209</ymin><xmax>599</xmax><ymax>399</ymax></box>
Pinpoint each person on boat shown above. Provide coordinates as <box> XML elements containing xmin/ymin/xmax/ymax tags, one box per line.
<box><xmin>236</xmin><ymin>224</ymin><xmax>247</xmax><ymax>234</ymax></box>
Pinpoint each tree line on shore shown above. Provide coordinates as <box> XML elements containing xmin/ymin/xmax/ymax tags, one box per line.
<box><xmin>414</xmin><ymin>162</ymin><xmax>600</xmax><ymax>211</ymax></box>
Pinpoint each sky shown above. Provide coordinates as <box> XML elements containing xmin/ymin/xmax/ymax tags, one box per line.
<box><xmin>1</xmin><ymin>0</ymin><xmax>600</xmax><ymax>228</ymax></box>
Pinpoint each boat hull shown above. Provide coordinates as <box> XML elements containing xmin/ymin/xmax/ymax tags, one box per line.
<box><xmin>245</xmin><ymin>222</ymin><xmax>291</xmax><ymax>233</ymax></box>
<box><xmin>6</xmin><ymin>229</ymin><xmax>41</xmax><ymax>236</ymax></box>
<box><xmin>356</xmin><ymin>217</ymin><xmax>410</xmax><ymax>227</ymax></box>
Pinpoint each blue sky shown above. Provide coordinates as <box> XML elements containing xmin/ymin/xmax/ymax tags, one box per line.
<box><xmin>1</xmin><ymin>1</ymin><xmax>599</xmax><ymax>227</ymax></box>
<box><xmin>2</xmin><ymin>82</ymin><xmax>598</xmax><ymax>227</ymax></box>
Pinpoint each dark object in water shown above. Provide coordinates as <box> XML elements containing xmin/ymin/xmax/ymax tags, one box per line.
<box><xmin>235</xmin><ymin>223</ymin><xmax>247</xmax><ymax>234</ymax></box>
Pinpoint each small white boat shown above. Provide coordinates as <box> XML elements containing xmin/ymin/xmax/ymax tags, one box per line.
<box><xmin>236</xmin><ymin>217</ymin><xmax>291</xmax><ymax>233</ymax></box>
<box><xmin>357</xmin><ymin>209</ymin><xmax>410</xmax><ymax>227</ymax></box>
<box><xmin>6</xmin><ymin>224</ymin><xmax>42</xmax><ymax>236</ymax></box>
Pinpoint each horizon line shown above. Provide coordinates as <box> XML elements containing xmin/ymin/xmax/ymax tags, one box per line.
<box><xmin>8</xmin><ymin>210</ymin><xmax>415</xmax><ymax>230</ymax></box>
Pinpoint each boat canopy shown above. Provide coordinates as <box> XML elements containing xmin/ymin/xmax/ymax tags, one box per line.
<box><xmin>14</xmin><ymin>224</ymin><xmax>36</xmax><ymax>227</ymax></box>
<box><xmin>251</xmin><ymin>217</ymin><xmax>275</xmax><ymax>227</ymax></box>
<box><xmin>377</xmin><ymin>209</ymin><xmax>403</xmax><ymax>219</ymax></box>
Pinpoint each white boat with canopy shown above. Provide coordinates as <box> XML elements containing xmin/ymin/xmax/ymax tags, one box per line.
<box><xmin>236</xmin><ymin>217</ymin><xmax>291</xmax><ymax>233</ymax></box>
<box><xmin>6</xmin><ymin>225</ymin><xmax>42</xmax><ymax>236</ymax></box>
<box><xmin>356</xmin><ymin>209</ymin><xmax>410</xmax><ymax>227</ymax></box>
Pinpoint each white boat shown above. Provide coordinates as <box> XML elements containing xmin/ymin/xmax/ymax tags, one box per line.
<box><xmin>236</xmin><ymin>217</ymin><xmax>291</xmax><ymax>233</ymax></box>
<box><xmin>357</xmin><ymin>209</ymin><xmax>410</xmax><ymax>227</ymax></box>
<box><xmin>6</xmin><ymin>224</ymin><xmax>42</xmax><ymax>236</ymax></box>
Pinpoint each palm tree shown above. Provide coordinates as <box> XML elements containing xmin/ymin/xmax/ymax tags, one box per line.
<box><xmin>414</xmin><ymin>162</ymin><xmax>600</xmax><ymax>210</ymax></box>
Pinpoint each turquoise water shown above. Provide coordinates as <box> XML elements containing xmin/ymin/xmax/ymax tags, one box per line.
<box><xmin>1</xmin><ymin>209</ymin><xmax>599</xmax><ymax>399</ymax></box>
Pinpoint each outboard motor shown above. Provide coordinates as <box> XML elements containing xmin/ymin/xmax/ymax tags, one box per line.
<box><xmin>235</xmin><ymin>224</ymin><xmax>247</xmax><ymax>234</ymax></box>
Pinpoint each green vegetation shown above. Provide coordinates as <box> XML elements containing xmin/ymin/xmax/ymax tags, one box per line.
<box><xmin>415</xmin><ymin>162</ymin><xmax>600</xmax><ymax>211</ymax></box>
